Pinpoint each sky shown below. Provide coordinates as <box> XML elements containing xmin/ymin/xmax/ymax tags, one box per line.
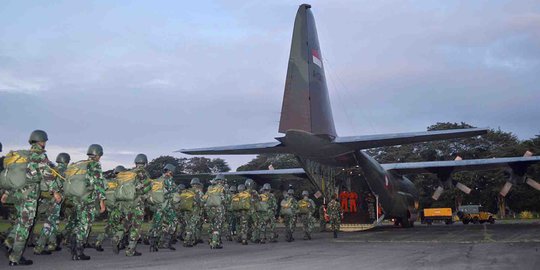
<box><xmin>1</xmin><ymin>0</ymin><xmax>539</xmax><ymax>170</ymax></box>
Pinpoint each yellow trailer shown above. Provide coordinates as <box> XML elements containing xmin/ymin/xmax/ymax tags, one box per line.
<box><xmin>421</xmin><ymin>208</ymin><xmax>453</xmax><ymax>225</ymax></box>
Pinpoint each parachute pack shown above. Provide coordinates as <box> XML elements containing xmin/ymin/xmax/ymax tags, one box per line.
<box><xmin>64</xmin><ymin>161</ymin><xmax>93</xmax><ymax>199</ymax></box>
<box><xmin>298</xmin><ymin>199</ymin><xmax>311</xmax><ymax>214</ymax></box>
<box><xmin>148</xmin><ymin>179</ymin><xmax>165</xmax><ymax>205</ymax></box>
<box><xmin>231</xmin><ymin>191</ymin><xmax>251</xmax><ymax>211</ymax></box>
<box><xmin>257</xmin><ymin>193</ymin><xmax>270</xmax><ymax>212</ymax></box>
<box><xmin>105</xmin><ymin>180</ymin><xmax>118</xmax><ymax>207</ymax></box>
<box><xmin>280</xmin><ymin>198</ymin><xmax>294</xmax><ymax>216</ymax></box>
<box><xmin>114</xmin><ymin>170</ymin><xmax>137</xmax><ymax>201</ymax></box>
<box><xmin>178</xmin><ymin>189</ymin><xmax>197</xmax><ymax>211</ymax></box>
<box><xmin>204</xmin><ymin>185</ymin><xmax>224</xmax><ymax>207</ymax></box>
<box><xmin>0</xmin><ymin>150</ymin><xmax>31</xmax><ymax>190</ymax></box>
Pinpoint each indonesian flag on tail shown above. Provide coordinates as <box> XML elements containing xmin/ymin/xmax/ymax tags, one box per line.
<box><xmin>312</xmin><ymin>49</ymin><xmax>322</xmax><ymax>68</ymax></box>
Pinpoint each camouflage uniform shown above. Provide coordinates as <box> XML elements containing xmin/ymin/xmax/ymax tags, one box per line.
<box><xmin>183</xmin><ymin>186</ymin><xmax>203</xmax><ymax>247</ymax></box>
<box><xmin>280</xmin><ymin>194</ymin><xmax>298</xmax><ymax>242</ymax></box>
<box><xmin>297</xmin><ymin>196</ymin><xmax>316</xmax><ymax>240</ymax></box>
<box><xmin>203</xmin><ymin>183</ymin><xmax>225</xmax><ymax>248</ymax></box>
<box><xmin>8</xmin><ymin>143</ymin><xmax>55</xmax><ymax>263</ymax></box>
<box><xmin>118</xmin><ymin>166</ymin><xmax>151</xmax><ymax>256</ymax></box>
<box><xmin>95</xmin><ymin>177</ymin><xmax>124</xmax><ymax>249</ymax></box>
<box><xmin>224</xmin><ymin>188</ymin><xmax>236</xmax><ymax>240</ymax></box>
<box><xmin>327</xmin><ymin>198</ymin><xmax>342</xmax><ymax>237</ymax></box>
<box><xmin>34</xmin><ymin>162</ymin><xmax>66</xmax><ymax>253</ymax></box>
<box><xmin>72</xmin><ymin>159</ymin><xmax>106</xmax><ymax>252</ymax></box>
<box><xmin>256</xmin><ymin>190</ymin><xmax>274</xmax><ymax>243</ymax></box>
<box><xmin>247</xmin><ymin>188</ymin><xmax>260</xmax><ymax>243</ymax></box>
<box><xmin>149</xmin><ymin>173</ymin><xmax>177</xmax><ymax>249</ymax></box>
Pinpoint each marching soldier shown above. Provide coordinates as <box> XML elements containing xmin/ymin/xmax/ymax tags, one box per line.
<box><xmin>297</xmin><ymin>191</ymin><xmax>316</xmax><ymax>240</ymax></box>
<box><xmin>203</xmin><ymin>174</ymin><xmax>226</xmax><ymax>249</ymax></box>
<box><xmin>34</xmin><ymin>153</ymin><xmax>70</xmax><ymax>255</ymax></box>
<box><xmin>181</xmin><ymin>178</ymin><xmax>203</xmax><ymax>247</ymax></box>
<box><xmin>280</xmin><ymin>189</ymin><xmax>298</xmax><ymax>242</ymax></box>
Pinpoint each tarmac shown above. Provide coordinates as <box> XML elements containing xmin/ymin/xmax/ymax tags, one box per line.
<box><xmin>1</xmin><ymin>220</ymin><xmax>539</xmax><ymax>270</ymax></box>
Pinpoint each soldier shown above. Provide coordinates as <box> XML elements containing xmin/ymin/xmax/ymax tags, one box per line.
<box><xmin>203</xmin><ymin>174</ymin><xmax>226</xmax><ymax>249</ymax></box>
<box><xmin>161</xmin><ymin>164</ymin><xmax>177</xmax><ymax>250</ymax></box>
<box><xmin>318</xmin><ymin>202</ymin><xmax>327</xmax><ymax>232</ymax></box>
<box><xmin>280</xmin><ymin>189</ymin><xmax>298</xmax><ymax>242</ymax></box>
<box><xmin>70</xmin><ymin>144</ymin><xmax>107</xmax><ymax>261</ymax></box>
<box><xmin>244</xmin><ymin>179</ymin><xmax>260</xmax><ymax>243</ymax></box>
<box><xmin>4</xmin><ymin>130</ymin><xmax>61</xmax><ymax>266</ymax></box>
<box><xmin>94</xmin><ymin>165</ymin><xmax>126</xmax><ymax>252</ymax></box>
<box><xmin>234</xmin><ymin>184</ymin><xmax>250</xmax><ymax>245</ymax></box>
<box><xmin>181</xmin><ymin>178</ymin><xmax>203</xmax><ymax>247</ymax></box>
<box><xmin>297</xmin><ymin>190</ymin><xmax>316</xmax><ymax>240</ymax></box>
<box><xmin>116</xmin><ymin>154</ymin><xmax>152</xmax><ymax>257</ymax></box>
<box><xmin>34</xmin><ymin>152</ymin><xmax>70</xmax><ymax>255</ymax></box>
<box><xmin>257</xmin><ymin>183</ymin><xmax>277</xmax><ymax>243</ymax></box>
<box><xmin>327</xmin><ymin>193</ymin><xmax>343</xmax><ymax>238</ymax></box>
<box><xmin>173</xmin><ymin>184</ymin><xmax>186</xmax><ymax>242</ymax></box>
<box><xmin>224</xmin><ymin>185</ymin><xmax>236</xmax><ymax>241</ymax></box>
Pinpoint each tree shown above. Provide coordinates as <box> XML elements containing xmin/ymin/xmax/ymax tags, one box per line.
<box><xmin>147</xmin><ymin>156</ymin><xmax>187</xmax><ymax>179</ymax></box>
<box><xmin>184</xmin><ymin>157</ymin><xmax>231</xmax><ymax>174</ymax></box>
<box><xmin>237</xmin><ymin>154</ymin><xmax>300</xmax><ymax>171</ymax></box>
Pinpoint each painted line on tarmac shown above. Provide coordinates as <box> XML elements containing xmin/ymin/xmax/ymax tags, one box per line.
<box><xmin>332</xmin><ymin>239</ymin><xmax>540</xmax><ymax>244</ymax></box>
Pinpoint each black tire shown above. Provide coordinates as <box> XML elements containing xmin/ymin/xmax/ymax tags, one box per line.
<box><xmin>426</xmin><ymin>220</ymin><xmax>432</xmax><ymax>225</ymax></box>
<box><xmin>472</xmin><ymin>217</ymin><xmax>479</xmax><ymax>224</ymax></box>
<box><xmin>488</xmin><ymin>217</ymin><xmax>495</xmax><ymax>224</ymax></box>
<box><xmin>445</xmin><ymin>219</ymin><xmax>453</xmax><ymax>225</ymax></box>
<box><xmin>463</xmin><ymin>219</ymin><xmax>470</xmax><ymax>225</ymax></box>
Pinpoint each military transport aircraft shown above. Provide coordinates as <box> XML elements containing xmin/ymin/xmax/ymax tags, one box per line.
<box><xmin>179</xmin><ymin>4</ymin><xmax>540</xmax><ymax>228</ymax></box>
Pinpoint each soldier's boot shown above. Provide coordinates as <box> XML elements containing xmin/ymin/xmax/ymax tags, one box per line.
<box><xmin>303</xmin><ymin>232</ymin><xmax>311</xmax><ymax>240</ymax></box>
<box><xmin>285</xmin><ymin>232</ymin><xmax>291</xmax><ymax>242</ymax></box>
<box><xmin>333</xmin><ymin>231</ymin><xmax>338</xmax><ymax>239</ymax></box>
<box><xmin>94</xmin><ymin>241</ymin><xmax>104</xmax><ymax>252</ymax></box>
<box><xmin>164</xmin><ymin>234</ymin><xmax>176</xmax><ymax>251</ymax></box>
<box><xmin>55</xmin><ymin>235</ymin><xmax>63</xmax><ymax>250</ymax></box>
<box><xmin>126</xmin><ymin>241</ymin><xmax>142</xmax><ymax>256</ymax></box>
<box><xmin>226</xmin><ymin>235</ymin><xmax>233</xmax><ymax>241</ymax></box>
<box><xmin>260</xmin><ymin>238</ymin><xmax>266</xmax><ymax>244</ymax></box>
<box><xmin>149</xmin><ymin>237</ymin><xmax>158</xmax><ymax>252</ymax></box>
<box><xmin>8</xmin><ymin>256</ymin><xmax>33</xmax><ymax>266</ymax></box>
<box><xmin>183</xmin><ymin>233</ymin><xmax>193</xmax><ymax>247</ymax></box>
<box><xmin>111</xmin><ymin>236</ymin><xmax>120</xmax><ymax>255</ymax></box>
<box><xmin>69</xmin><ymin>235</ymin><xmax>77</xmax><ymax>260</ymax></box>
<box><xmin>73</xmin><ymin>244</ymin><xmax>91</xmax><ymax>261</ymax></box>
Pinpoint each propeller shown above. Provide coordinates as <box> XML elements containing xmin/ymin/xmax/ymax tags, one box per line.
<box><xmin>526</xmin><ymin>178</ymin><xmax>540</xmax><ymax>191</ymax></box>
<box><xmin>431</xmin><ymin>186</ymin><xmax>444</xmax><ymax>200</ymax></box>
<box><xmin>431</xmin><ymin>156</ymin><xmax>473</xmax><ymax>200</ymax></box>
<box><xmin>499</xmin><ymin>151</ymin><xmax>535</xmax><ymax>197</ymax></box>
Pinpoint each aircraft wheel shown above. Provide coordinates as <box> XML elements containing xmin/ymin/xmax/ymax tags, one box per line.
<box><xmin>462</xmin><ymin>219</ymin><xmax>470</xmax><ymax>225</ymax></box>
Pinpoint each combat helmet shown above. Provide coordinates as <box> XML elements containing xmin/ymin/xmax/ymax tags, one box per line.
<box><xmin>245</xmin><ymin>178</ymin><xmax>256</xmax><ymax>189</ymax></box>
<box><xmin>114</xmin><ymin>165</ymin><xmax>127</xmax><ymax>174</ymax></box>
<box><xmin>163</xmin><ymin>163</ymin><xmax>176</xmax><ymax>173</ymax></box>
<box><xmin>287</xmin><ymin>189</ymin><xmax>294</xmax><ymax>195</ymax></box>
<box><xmin>87</xmin><ymin>144</ymin><xmax>104</xmax><ymax>156</ymax></box>
<box><xmin>56</xmin><ymin>153</ymin><xmax>71</xmax><ymax>164</ymax></box>
<box><xmin>302</xmin><ymin>190</ymin><xmax>309</xmax><ymax>197</ymax></box>
<box><xmin>134</xmin><ymin>154</ymin><xmax>148</xmax><ymax>165</ymax></box>
<box><xmin>190</xmin><ymin>178</ymin><xmax>202</xmax><ymax>187</ymax></box>
<box><xmin>29</xmin><ymin>130</ymin><xmax>48</xmax><ymax>144</ymax></box>
<box><xmin>229</xmin><ymin>185</ymin><xmax>237</xmax><ymax>193</ymax></box>
<box><xmin>237</xmin><ymin>184</ymin><xmax>246</xmax><ymax>192</ymax></box>
<box><xmin>178</xmin><ymin>184</ymin><xmax>186</xmax><ymax>191</ymax></box>
<box><xmin>213</xmin><ymin>174</ymin><xmax>226</xmax><ymax>184</ymax></box>
<box><xmin>262</xmin><ymin>183</ymin><xmax>271</xmax><ymax>191</ymax></box>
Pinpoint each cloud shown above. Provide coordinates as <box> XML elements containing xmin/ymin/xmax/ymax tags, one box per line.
<box><xmin>0</xmin><ymin>71</ymin><xmax>48</xmax><ymax>93</ymax></box>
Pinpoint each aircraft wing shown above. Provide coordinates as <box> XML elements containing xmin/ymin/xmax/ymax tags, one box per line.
<box><xmin>334</xmin><ymin>128</ymin><xmax>488</xmax><ymax>150</ymax></box>
<box><xmin>381</xmin><ymin>156</ymin><xmax>540</xmax><ymax>175</ymax></box>
<box><xmin>177</xmin><ymin>142</ymin><xmax>288</xmax><ymax>155</ymax></box>
<box><xmin>176</xmin><ymin>168</ymin><xmax>309</xmax><ymax>187</ymax></box>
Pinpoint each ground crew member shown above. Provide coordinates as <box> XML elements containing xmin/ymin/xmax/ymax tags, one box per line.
<box><xmin>349</xmin><ymin>191</ymin><xmax>358</xmax><ymax>213</ymax></box>
<box><xmin>203</xmin><ymin>174</ymin><xmax>226</xmax><ymax>249</ymax></box>
<box><xmin>280</xmin><ymin>189</ymin><xmax>298</xmax><ymax>242</ymax></box>
<box><xmin>327</xmin><ymin>193</ymin><xmax>343</xmax><ymax>238</ymax></box>
<box><xmin>297</xmin><ymin>191</ymin><xmax>316</xmax><ymax>240</ymax></box>
<box><xmin>4</xmin><ymin>130</ymin><xmax>61</xmax><ymax>266</ymax></box>
<box><xmin>70</xmin><ymin>144</ymin><xmax>106</xmax><ymax>261</ymax></box>
<box><xmin>34</xmin><ymin>152</ymin><xmax>70</xmax><ymax>255</ymax></box>
<box><xmin>339</xmin><ymin>190</ymin><xmax>349</xmax><ymax>213</ymax></box>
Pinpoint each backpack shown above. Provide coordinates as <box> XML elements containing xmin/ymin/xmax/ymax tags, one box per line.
<box><xmin>204</xmin><ymin>185</ymin><xmax>224</xmax><ymax>207</ymax></box>
<box><xmin>105</xmin><ymin>180</ymin><xmax>118</xmax><ymax>207</ymax></box>
<box><xmin>178</xmin><ymin>189</ymin><xmax>197</xmax><ymax>211</ymax></box>
<box><xmin>64</xmin><ymin>161</ymin><xmax>93</xmax><ymax>199</ymax></box>
<box><xmin>114</xmin><ymin>170</ymin><xmax>137</xmax><ymax>201</ymax></box>
<box><xmin>257</xmin><ymin>193</ymin><xmax>270</xmax><ymax>212</ymax></box>
<box><xmin>298</xmin><ymin>199</ymin><xmax>311</xmax><ymax>214</ymax></box>
<box><xmin>280</xmin><ymin>198</ymin><xmax>294</xmax><ymax>216</ymax></box>
<box><xmin>148</xmin><ymin>179</ymin><xmax>165</xmax><ymax>205</ymax></box>
<box><xmin>231</xmin><ymin>191</ymin><xmax>251</xmax><ymax>211</ymax></box>
<box><xmin>0</xmin><ymin>150</ymin><xmax>31</xmax><ymax>190</ymax></box>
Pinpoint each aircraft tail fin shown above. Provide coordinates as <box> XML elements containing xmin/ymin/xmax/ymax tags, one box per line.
<box><xmin>278</xmin><ymin>4</ymin><xmax>337</xmax><ymax>138</ymax></box>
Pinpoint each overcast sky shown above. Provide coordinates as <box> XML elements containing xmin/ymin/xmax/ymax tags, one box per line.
<box><xmin>1</xmin><ymin>0</ymin><xmax>539</xmax><ymax>170</ymax></box>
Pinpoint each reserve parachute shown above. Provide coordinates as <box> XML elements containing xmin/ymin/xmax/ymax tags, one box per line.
<box><xmin>64</xmin><ymin>161</ymin><xmax>93</xmax><ymax>198</ymax></box>
<box><xmin>105</xmin><ymin>180</ymin><xmax>118</xmax><ymax>207</ymax></box>
<box><xmin>280</xmin><ymin>197</ymin><xmax>294</xmax><ymax>216</ymax></box>
<box><xmin>0</xmin><ymin>150</ymin><xmax>31</xmax><ymax>190</ymax></box>
<box><xmin>257</xmin><ymin>193</ymin><xmax>270</xmax><ymax>212</ymax></box>
<box><xmin>298</xmin><ymin>199</ymin><xmax>311</xmax><ymax>214</ymax></box>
